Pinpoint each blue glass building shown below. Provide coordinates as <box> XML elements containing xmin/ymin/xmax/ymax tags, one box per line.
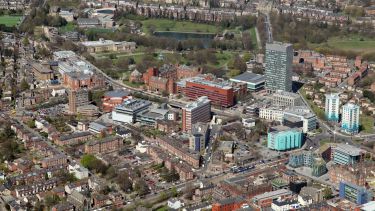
<box><xmin>339</xmin><ymin>182</ymin><xmax>372</xmax><ymax>205</ymax></box>
<box><xmin>267</xmin><ymin>126</ymin><xmax>303</xmax><ymax>151</ymax></box>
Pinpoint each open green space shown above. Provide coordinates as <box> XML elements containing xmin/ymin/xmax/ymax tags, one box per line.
<box><xmin>310</xmin><ymin>35</ymin><xmax>375</xmax><ymax>54</ymax></box>
<box><xmin>48</xmin><ymin>0</ymin><xmax>80</xmax><ymax>7</ymax></box>
<box><xmin>249</xmin><ymin>27</ymin><xmax>258</xmax><ymax>50</ymax></box>
<box><xmin>215</xmin><ymin>51</ymin><xmax>234</xmax><ymax>68</ymax></box>
<box><xmin>141</xmin><ymin>18</ymin><xmax>222</xmax><ymax>35</ymax></box>
<box><xmin>58</xmin><ymin>22</ymin><xmax>76</xmax><ymax>33</ymax></box>
<box><xmin>360</xmin><ymin>114</ymin><xmax>374</xmax><ymax>134</ymax></box>
<box><xmin>0</xmin><ymin>15</ymin><xmax>21</xmax><ymax>26</ymax></box>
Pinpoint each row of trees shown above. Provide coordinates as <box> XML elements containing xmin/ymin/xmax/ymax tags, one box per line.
<box><xmin>19</xmin><ymin>3</ymin><xmax>67</xmax><ymax>34</ymax></box>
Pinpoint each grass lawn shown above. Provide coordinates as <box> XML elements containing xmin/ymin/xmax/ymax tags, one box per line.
<box><xmin>85</xmin><ymin>28</ymin><xmax>114</xmax><ymax>35</ymax></box>
<box><xmin>59</xmin><ymin>22</ymin><xmax>76</xmax><ymax>33</ymax></box>
<box><xmin>360</xmin><ymin>114</ymin><xmax>374</xmax><ymax>133</ymax></box>
<box><xmin>249</xmin><ymin>27</ymin><xmax>259</xmax><ymax>50</ymax></box>
<box><xmin>0</xmin><ymin>15</ymin><xmax>21</xmax><ymax>27</ymax></box>
<box><xmin>215</xmin><ymin>51</ymin><xmax>234</xmax><ymax>68</ymax></box>
<box><xmin>48</xmin><ymin>0</ymin><xmax>80</xmax><ymax>7</ymax></box>
<box><xmin>141</xmin><ymin>18</ymin><xmax>222</xmax><ymax>35</ymax></box>
<box><xmin>327</xmin><ymin>36</ymin><xmax>375</xmax><ymax>53</ymax></box>
<box><xmin>310</xmin><ymin>35</ymin><xmax>375</xmax><ymax>54</ymax></box>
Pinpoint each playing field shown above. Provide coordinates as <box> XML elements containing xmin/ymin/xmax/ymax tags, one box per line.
<box><xmin>327</xmin><ymin>36</ymin><xmax>375</xmax><ymax>53</ymax></box>
<box><xmin>0</xmin><ymin>15</ymin><xmax>21</xmax><ymax>27</ymax></box>
<box><xmin>141</xmin><ymin>19</ymin><xmax>222</xmax><ymax>35</ymax></box>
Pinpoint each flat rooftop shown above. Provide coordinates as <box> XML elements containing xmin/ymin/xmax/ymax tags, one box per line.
<box><xmin>186</xmin><ymin>76</ymin><xmax>232</xmax><ymax>90</ymax></box>
<box><xmin>231</xmin><ymin>71</ymin><xmax>265</xmax><ymax>84</ymax></box>
<box><xmin>185</xmin><ymin>96</ymin><xmax>210</xmax><ymax>111</ymax></box>
<box><xmin>253</xmin><ymin>189</ymin><xmax>292</xmax><ymax>201</ymax></box>
<box><xmin>81</xmin><ymin>39</ymin><xmax>135</xmax><ymax>47</ymax></box>
<box><xmin>115</xmin><ymin>99</ymin><xmax>152</xmax><ymax>111</ymax></box>
<box><xmin>104</xmin><ymin>90</ymin><xmax>130</xmax><ymax>98</ymax></box>
<box><xmin>335</xmin><ymin>144</ymin><xmax>363</xmax><ymax>156</ymax></box>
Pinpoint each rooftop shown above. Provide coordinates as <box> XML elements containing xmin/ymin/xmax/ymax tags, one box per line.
<box><xmin>231</xmin><ymin>71</ymin><xmax>265</xmax><ymax>84</ymax></box>
<box><xmin>185</xmin><ymin>96</ymin><xmax>210</xmax><ymax>111</ymax></box>
<box><xmin>273</xmin><ymin>90</ymin><xmax>300</xmax><ymax>98</ymax></box>
<box><xmin>343</xmin><ymin>103</ymin><xmax>360</xmax><ymax>110</ymax></box>
<box><xmin>253</xmin><ymin>189</ymin><xmax>292</xmax><ymax>201</ymax></box>
<box><xmin>81</xmin><ymin>39</ymin><xmax>135</xmax><ymax>47</ymax></box>
<box><xmin>325</xmin><ymin>93</ymin><xmax>340</xmax><ymax>99</ymax></box>
<box><xmin>104</xmin><ymin>90</ymin><xmax>130</xmax><ymax>98</ymax></box>
<box><xmin>335</xmin><ymin>144</ymin><xmax>363</xmax><ymax>156</ymax></box>
<box><xmin>266</xmin><ymin>42</ymin><xmax>293</xmax><ymax>51</ymax></box>
<box><xmin>360</xmin><ymin>201</ymin><xmax>375</xmax><ymax>211</ymax></box>
<box><xmin>185</xmin><ymin>76</ymin><xmax>233</xmax><ymax>90</ymax></box>
<box><xmin>53</xmin><ymin>50</ymin><xmax>76</xmax><ymax>59</ymax></box>
<box><xmin>115</xmin><ymin>99</ymin><xmax>152</xmax><ymax>111</ymax></box>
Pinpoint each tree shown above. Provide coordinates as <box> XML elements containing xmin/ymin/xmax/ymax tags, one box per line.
<box><xmin>22</xmin><ymin>36</ymin><xmax>30</xmax><ymax>46</ymax></box>
<box><xmin>20</xmin><ymin>78</ymin><xmax>30</xmax><ymax>91</ymax></box>
<box><xmin>134</xmin><ymin>179</ymin><xmax>149</xmax><ymax>196</ymax></box>
<box><xmin>184</xmin><ymin>182</ymin><xmax>195</xmax><ymax>200</ymax></box>
<box><xmin>230</xmin><ymin>55</ymin><xmax>247</xmax><ymax>73</ymax></box>
<box><xmin>323</xmin><ymin>187</ymin><xmax>333</xmax><ymax>199</ymax></box>
<box><xmin>117</xmin><ymin>172</ymin><xmax>133</xmax><ymax>193</ymax></box>
<box><xmin>44</xmin><ymin>194</ymin><xmax>60</xmax><ymax>208</ymax></box>
<box><xmin>80</xmin><ymin>154</ymin><xmax>96</xmax><ymax>168</ymax></box>
<box><xmin>26</xmin><ymin>119</ymin><xmax>36</xmax><ymax>128</ymax></box>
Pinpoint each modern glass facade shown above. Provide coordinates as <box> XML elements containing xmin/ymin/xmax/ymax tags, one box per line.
<box><xmin>333</xmin><ymin>144</ymin><xmax>363</xmax><ymax>165</ymax></box>
<box><xmin>288</xmin><ymin>151</ymin><xmax>313</xmax><ymax>168</ymax></box>
<box><xmin>325</xmin><ymin>93</ymin><xmax>340</xmax><ymax>122</ymax></box>
<box><xmin>339</xmin><ymin>182</ymin><xmax>372</xmax><ymax>205</ymax></box>
<box><xmin>265</xmin><ymin>42</ymin><xmax>293</xmax><ymax>92</ymax></box>
<box><xmin>267</xmin><ymin>129</ymin><xmax>303</xmax><ymax>151</ymax></box>
<box><xmin>311</xmin><ymin>158</ymin><xmax>327</xmax><ymax>177</ymax></box>
<box><xmin>341</xmin><ymin>103</ymin><xmax>360</xmax><ymax>134</ymax></box>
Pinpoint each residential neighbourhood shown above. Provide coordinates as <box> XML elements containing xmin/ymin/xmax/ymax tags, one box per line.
<box><xmin>0</xmin><ymin>0</ymin><xmax>374</xmax><ymax>210</ymax></box>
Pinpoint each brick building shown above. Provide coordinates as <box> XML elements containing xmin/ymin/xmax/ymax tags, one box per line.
<box><xmin>84</xmin><ymin>136</ymin><xmax>123</xmax><ymax>154</ymax></box>
<box><xmin>142</xmin><ymin>64</ymin><xmax>201</xmax><ymax>95</ymax></box>
<box><xmin>41</xmin><ymin>154</ymin><xmax>68</xmax><ymax>168</ymax></box>
<box><xmin>177</xmin><ymin>75</ymin><xmax>246</xmax><ymax>108</ymax></box>
<box><xmin>53</xmin><ymin>131</ymin><xmax>94</xmax><ymax>146</ymax></box>
<box><xmin>211</xmin><ymin>197</ymin><xmax>246</xmax><ymax>211</ymax></box>
<box><xmin>63</xmin><ymin>72</ymin><xmax>105</xmax><ymax>91</ymax></box>
<box><xmin>68</xmin><ymin>89</ymin><xmax>89</xmax><ymax>114</ymax></box>
<box><xmin>329</xmin><ymin>164</ymin><xmax>368</xmax><ymax>187</ymax></box>
<box><xmin>31</xmin><ymin>63</ymin><xmax>54</xmax><ymax>81</ymax></box>
<box><xmin>101</xmin><ymin>90</ymin><xmax>131</xmax><ymax>112</ymax></box>
<box><xmin>154</xmin><ymin>137</ymin><xmax>201</xmax><ymax>168</ymax></box>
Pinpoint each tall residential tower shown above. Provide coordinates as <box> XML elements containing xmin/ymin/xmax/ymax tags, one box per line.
<box><xmin>341</xmin><ymin>103</ymin><xmax>360</xmax><ymax>134</ymax></box>
<box><xmin>264</xmin><ymin>42</ymin><xmax>293</xmax><ymax>92</ymax></box>
<box><xmin>325</xmin><ymin>93</ymin><xmax>340</xmax><ymax>122</ymax></box>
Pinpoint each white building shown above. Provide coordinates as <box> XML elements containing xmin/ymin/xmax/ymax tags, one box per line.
<box><xmin>272</xmin><ymin>90</ymin><xmax>303</xmax><ymax>107</ymax></box>
<box><xmin>341</xmin><ymin>103</ymin><xmax>360</xmax><ymax>134</ymax></box>
<box><xmin>284</xmin><ymin>107</ymin><xmax>317</xmax><ymax>133</ymax></box>
<box><xmin>168</xmin><ymin>198</ymin><xmax>182</xmax><ymax>210</ymax></box>
<box><xmin>259</xmin><ymin>106</ymin><xmax>284</xmax><ymax>122</ymax></box>
<box><xmin>242</xmin><ymin>118</ymin><xmax>256</xmax><ymax>128</ymax></box>
<box><xmin>68</xmin><ymin>163</ymin><xmax>89</xmax><ymax>179</ymax></box>
<box><xmin>81</xmin><ymin>39</ymin><xmax>136</xmax><ymax>53</ymax></box>
<box><xmin>112</xmin><ymin>99</ymin><xmax>152</xmax><ymax>124</ymax></box>
<box><xmin>325</xmin><ymin>93</ymin><xmax>340</xmax><ymax>122</ymax></box>
<box><xmin>135</xmin><ymin>141</ymin><xmax>149</xmax><ymax>153</ymax></box>
<box><xmin>51</xmin><ymin>88</ymin><xmax>66</xmax><ymax>97</ymax></box>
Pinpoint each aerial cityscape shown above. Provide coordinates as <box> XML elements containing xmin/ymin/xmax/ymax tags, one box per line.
<box><xmin>0</xmin><ymin>0</ymin><xmax>374</xmax><ymax>210</ymax></box>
